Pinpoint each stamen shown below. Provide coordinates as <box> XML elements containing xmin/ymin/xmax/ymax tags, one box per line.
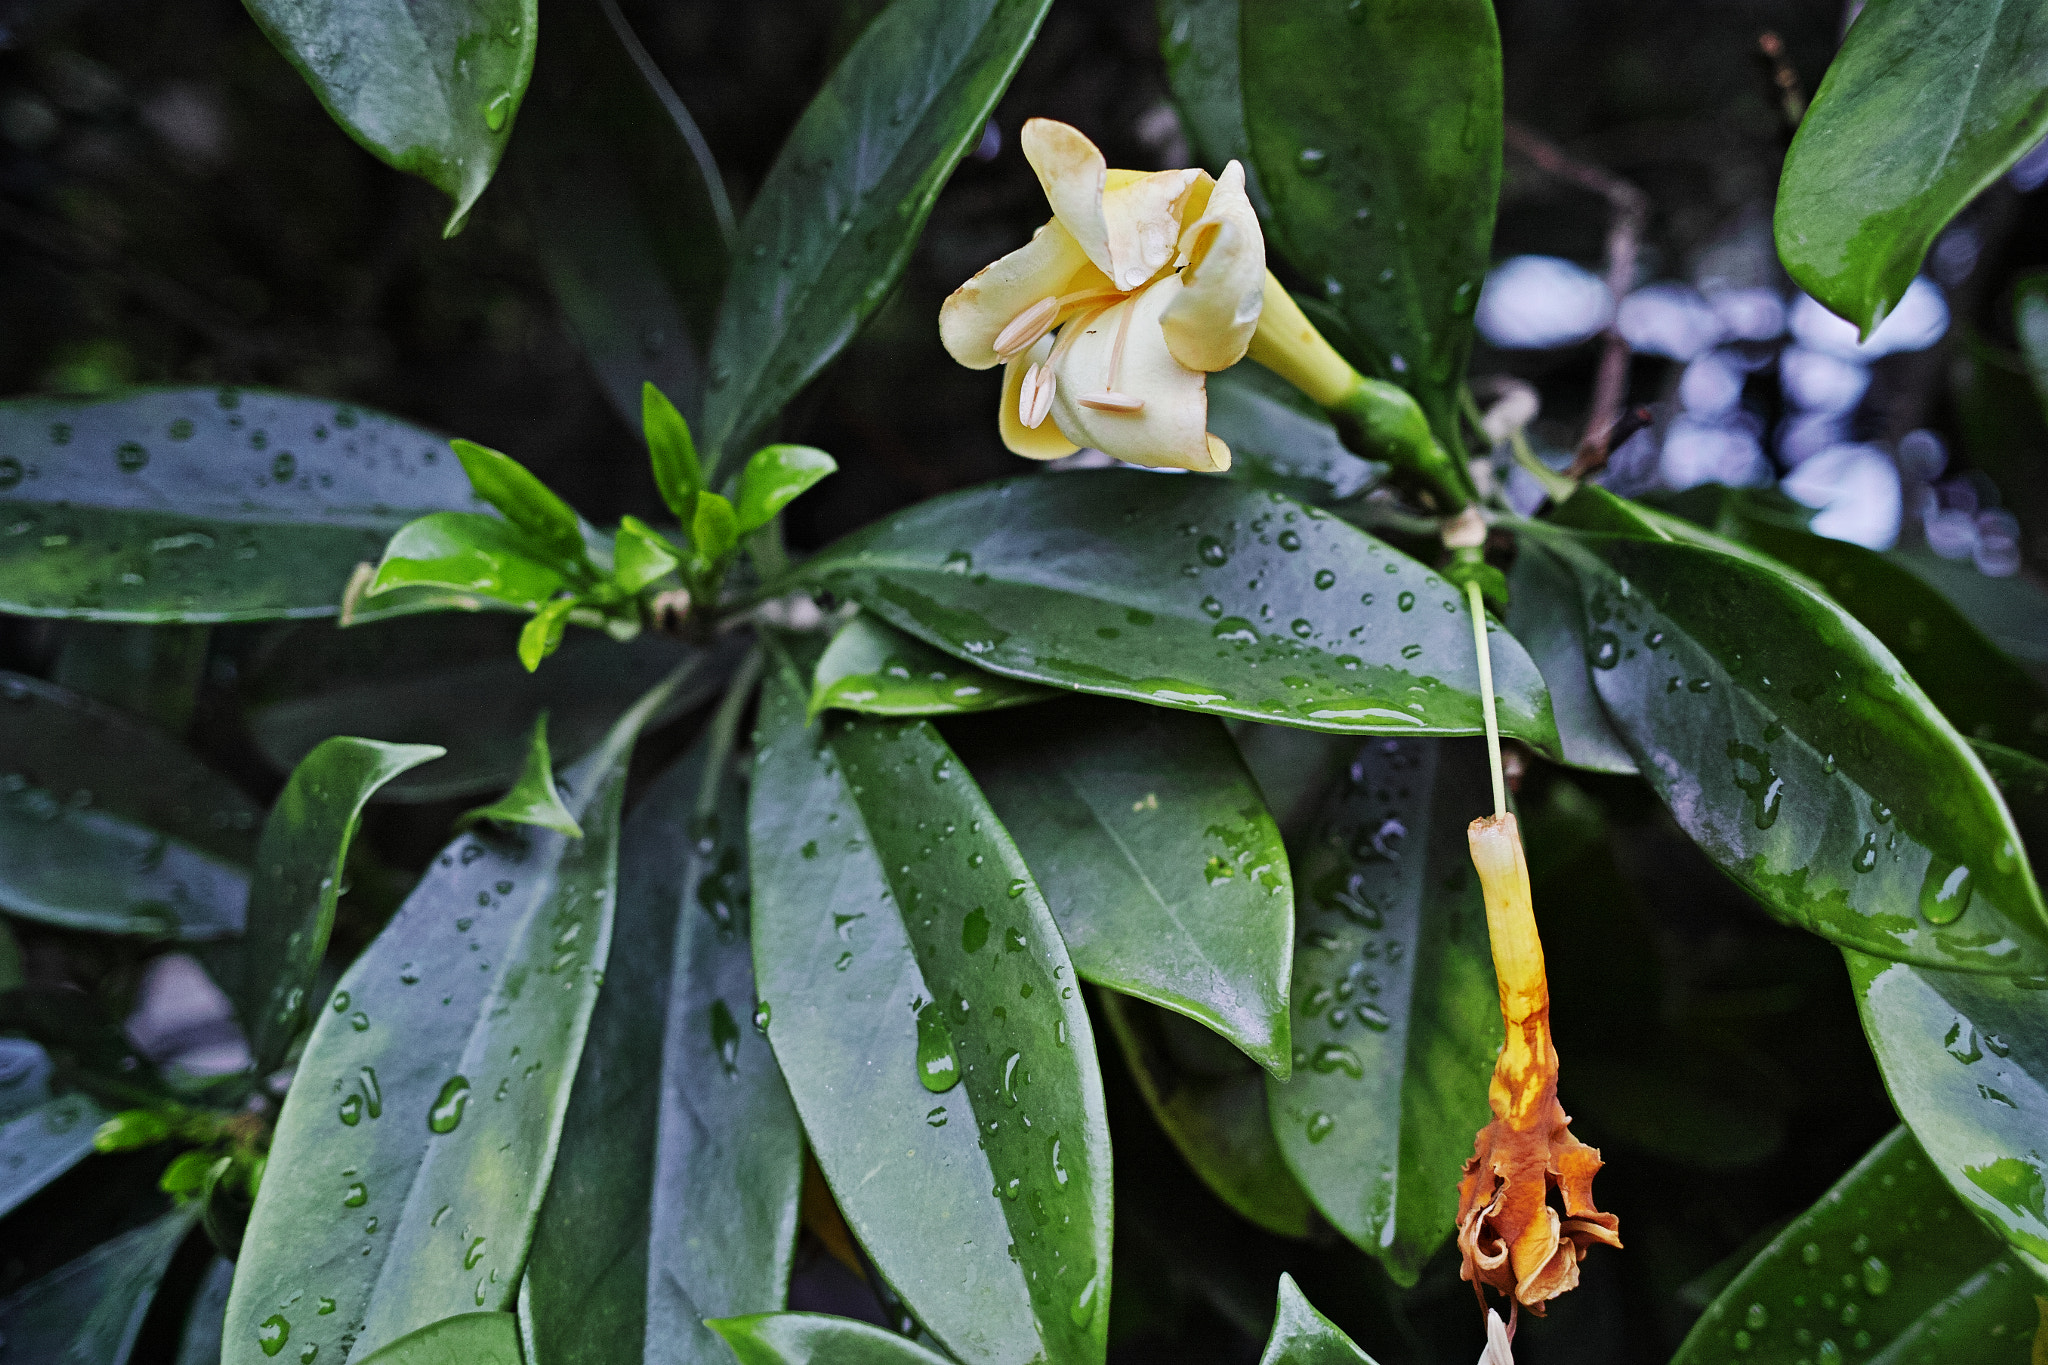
<box><xmin>1078</xmin><ymin>392</ymin><xmax>1144</xmax><ymax>413</ymax></box>
<box><xmin>993</xmin><ymin>297</ymin><xmax>1060</xmax><ymax>359</ymax></box>
<box><xmin>1018</xmin><ymin>363</ymin><xmax>1056</xmax><ymax>428</ymax></box>
<box><xmin>1105</xmin><ymin>293</ymin><xmax>1138</xmax><ymax>392</ymax></box>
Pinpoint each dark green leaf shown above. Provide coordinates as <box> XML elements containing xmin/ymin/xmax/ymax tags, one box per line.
<box><xmin>1239</xmin><ymin>0</ymin><xmax>1500</xmax><ymax>443</ymax></box>
<box><xmin>222</xmin><ymin>666</ymin><xmax>693</xmax><ymax>1365</ymax></box>
<box><xmin>174</xmin><ymin>1255</ymin><xmax>234</xmax><ymax>1365</ymax></box>
<box><xmin>1156</xmin><ymin>0</ymin><xmax>1268</xmax><ymax>212</ymax></box>
<box><xmin>1533</xmin><ymin>507</ymin><xmax>2048</xmax><ymax>975</ymax></box>
<box><xmin>2021</xmin><ymin>270</ymin><xmax>2048</xmax><ymax>417</ymax></box>
<box><xmin>0</xmin><ymin>388</ymin><xmax>478</xmax><ymax>623</ymax></box>
<box><xmin>613</xmin><ymin>517</ymin><xmax>681</xmax><ymax>595</ymax></box>
<box><xmin>242</xmin><ymin>0</ymin><xmax>536</xmax><ymax>232</ymax></box>
<box><xmin>0</xmin><ymin>1045</ymin><xmax>106</xmax><ymax>1219</ymax></box>
<box><xmin>524</xmin><ymin>738</ymin><xmax>802</xmax><ymax>1365</ymax></box>
<box><xmin>242</xmin><ymin>616</ymin><xmax>723</xmax><ymax>803</ymax></box>
<box><xmin>461</xmin><ymin>714</ymin><xmax>581</xmax><ymax>837</ymax></box>
<box><xmin>513</xmin><ymin>0</ymin><xmax>731</xmax><ymax>429</ymax></box>
<box><xmin>1776</xmin><ymin>0</ymin><xmax>2048</xmax><ymax>333</ymax></box>
<box><xmin>692</xmin><ymin>492</ymin><xmax>739</xmax><ymax>570</ymax></box>
<box><xmin>53</xmin><ymin>623</ymin><xmax>211</xmax><ymax>737</ymax></box>
<box><xmin>750</xmin><ymin>647</ymin><xmax>1111</xmax><ymax>1365</ymax></box>
<box><xmin>950</xmin><ymin>697</ymin><xmax>1294</xmax><ymax>1073</ymax></box>
<box><xmin>450</xmin><ymin>440</ymin><xmax>591</xmax><ymax>574</ymax></box>
<box><xmin>1673</xmin><ymin>1127</ymin><xmax>2038</xmax><ymax>1365</ymax></box>
<box><xmin>242</xmin><ymin>737</ymin><xmax>444</xmax><ymax>1073</ymax></box>
<box><xmin>0</xmin><ymin>671</ymin><xmax>257</xmax><ymax>939</ymax></box>
<box><xmin>1266</xmin><ymin>737</ymin><xmax>1498</xmax><ymax>1285</ymax></box>
<box><xmin>0</xmin><ymin>1205</ymin><xmax>196</xmax><ymax>1365</ymax></box>
<box><xmin>352</xmin><ymin>1312</ymin><xmax>523</xmax><ymax>1365</ymax></box>
<box><xmin>1101</xmin><ymin>991</ymin><xmax>1312</xmax><ymax>1237</ymax></box>
<box><xmin>1849</xmin><ymin>951</ymin><xmax>2048</xmax><ymax>1267</ymax></box>
<box><xmin>1205</xmin><ymin>365</ymin><xmax>1383</xmax><ymax>506</ymax></box>
<box><xmin>812</xmin><ymin>615</ymin><xmax>1053</xmax><ymax>718</ymax></box>
<box><xmin>1890</xmin><ymin>546</ymin><xmax>2048</xmax><ymax>676</ymax></box>
<box><xmin>700</xmin><ymin>0</ymin><xmax>1054</xmax><ymax>467</ymax></box>
<box><xmin>801</xmin><ymin>471</ymin><xmax>1555</xmax><ymax>745</ymax></box>
<box><xmin>367</xmin><ymin>511</ymin><xmax>574</xmax><ymax>612</ymax></box>
<box><xmin>1255</xmin><ymin>1274</ymin><xmax>1379</xmax><ymax>1365</ymax></box>
<box><xmin>708</xmin><ymin>1313</ymin><xmax>956</xmax><ymax>1365</ymax></box>
<box><xmin>737</xmin><ymin>445</ymin><xmax>838</xmax><ymax>534</ymax></box>
<box><xmin>1977</xmin><ymin>741</ymin><xmax>2048</xmax><ymax>861</ymax></box>
<box><xmin>1504</xmin><ymin>537</ymin><xmax>1636</xmax><ymax>775</ymax></box>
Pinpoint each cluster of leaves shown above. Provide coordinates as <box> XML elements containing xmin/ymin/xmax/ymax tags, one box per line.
<box><xmin>0</xmin><ymin>1</ymin><xmax>2045</xmax><ymax>1365</ymax></box>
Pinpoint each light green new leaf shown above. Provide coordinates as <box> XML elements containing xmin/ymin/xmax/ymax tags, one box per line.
<box><xmin>354</xmin><ymin>1312</ymin><xmax>523</xmax><ymax>1365</ymax></box>
<box><xmin>242</xmin><ymin>0</ymin><xmax>537</xmax><ymax>233</ymax></box>
<box><xmin>950</xmin><ymin>697</ymin><xmax>1294</xmax><ymax>1074</ymax></box>
<box><xmin>241</xmin><ymin>737</ymin><xmax>444</xmax><ymax>1073</ymax></box>
<box><xmin>750</xmin><ymin>646</ymin><xmax>1112</xmax><ymax>1365</ymax></box>
<box><xmin>1674</xmin><ymin>1127</ymin><xmax>2039</xmax><ymax>1365</ymax></box>
<box><xmin>0</xmin><ymin>671</ymin><xmax>258</xmax><ymax>940</ymax></box>
<box><xmin>0</xmin><ymin>1205</ymin><xmax>197</xmax><ymax>1365</ymax></box>
<box><xmin>0</xmin><ymin>388</ymin><xmax>478</xmax><ymax>623</ymax></box>
<box><xmin>1256</xmin><ymin>1275</ymin><xmax>1380</xmax><ymax>1365</ymax></box>
<box><xmin>692</xmin><ymin>492</ymin><xmax>739</xmax><ymax>570</ymax></box>
<box><xmin>524</xmin><ymin>739</ymin><xmax>802</xmax><ymax>1365</ymax></box>
<box><xmin>368</xmin><ymin>512</ymin><xmax>574</xmax><ymax>612</ymax></box>
<box><xmin>222</xmin><ymin>666</ymin><xmax>693</xmax><ymax>1365</ymax></box>
<box><xmin>800</xmin><ymin>471</ymin><xmax>1555</xmax><ymax>745</ymax></box>
<box><xmin>517</xmin><ymin>597</ymin><xmax>580</xmax><ymax>673</ymax></box>
<box><xmin>1267</xmin><ymin>737</ymin><xmax>1499</xmax><ymax>1285</ymax></box>
<box><xmin>700</xmin><ymin>0</ymin><xmax>1054</xmax><ymax>468</ymax></box>
<box><xmin>737</xmin><ymin>445</ymin><xmax>837</xmax><ymax>533</ymax></box>
<box><xmin>709</xmin><ymin>1313</ymin><xmax>957</xmax><ymax>1365</ymax></box>
<box><xmin>812</xmin><ymin>615</ymin><xmax>1051</xmax><ymax>719</ymax></box>
<box><xmin>462</xmin><ymin>713</ymin><xmax>583</xmax><ymax>837</ymax></box>
<box><xmin>614</xmin><ymin>516</ymin><xmax>681</xmax><ymax>594</ymax></box>
<box><xmin>451</xmin><ymin>440</ymin><xmax>592</xmax><ymax>574</ymax></box>
<box><xmin>1777</xmin><ymin>0</ymin><xmax>2048</xmax><ymax>334</ymax></box>
<box><xmin>644</xmin><ymin>383</ymin><xmax>705</xmax><ymax>520</ymax></box>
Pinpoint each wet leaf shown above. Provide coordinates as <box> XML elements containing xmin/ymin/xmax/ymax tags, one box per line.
<box><xmin>1776</xmin><ymin>0</ymin><xmax>2048</xmax><ymax>333</ymax></box>
<box><xmin>737</xmin><ymin>445</ymin><xmax>837</xmax><ymax>534</ymax></box>
<box><xmin>1256</xmin><ymin>1274</ymin><xmax>1380</xmax><ymax>1364</ymax></box>
<box><xmin>801</xmin><ymin>471</ymin><xmax>1555</xmax><ymax>746</ymax></box>
<box><xmin>524</xmin><ymin>736</ymin><xmax>802</xmax><ymax>1365</ymax></box>
<box><xmin>0</xmin><ymin>1040</ymin><xmax>107</xmax><ymax>1220</ymax></box>
<box><xmin>0</xmin><ymin>388</ymin><xmax>478</xmax><ymax>623</ymax></box>
<box><xmin>0</xmin><ymin>1204</ymin><xmax>197</xmax><ymax>1365</ymax></box>
<box><xmin>449</xmin><ymin>441</ymin><xmax>591</xmax><ymax>577</ymax></box>
<box><xmin>1205</xmin><ymin>365</ymin><xmax>1384</xmax><ymax>506</ymax></box>
<box><xmin>1239</xmin><ymin>0</ymin><xmax>1501</xmax><ymax>444</ymax></box>
<box><xmin>461</xmin><ymin>714</ymin><xmax>581</xmax><ymax>838</ymax></box>
<box><xmin>708</xmin><ymin>1312</ymin><xmax>957</xmax><ymax>1365</ymax></box>
<box><xmin>813</xmin><ymin>615</ymin><xmax>1052</xmax><ymax>719</ymax></box>
<box><xmin>0</xmin><ymin>671</ymin><xmax>257</xmax><ymax>939</ymax></box>
<box><xmin>700</xmin><ymin>0</ymin><xmax>1053</xmax><ymax>467</ymax></box>
<box><xmin>366</xmin><ymin>511</ymin><xmax>575</xmax><ymax>612</ymax></box>
<box><xmin>52</xmin><ymin>623</ymin><xmax>211</xmax><ymax>737</ymax></box>
<box><xmin>352</xmin><ymin>1312</ymin><xmax>522</xmax><ymax>1365</ymax></box>
<box><xmin>1674</xmin><ymin>1127</ymin><xmax>2039</xmax><ymax>1365</ymax></box>
<box><xmin>242</xmin><ymin>736</ymin><xmax>444</xmax><ymax>1074</ymax></box>
<box><xmin>1534</xmin><ymin>501</ymin><xmax>2048</xmax><ymax>975</ymax></box>
<box><xmin>243</xmin><ymin>0</ymin><xmax>536</xmax><ymax>232</ymax></box>
<box><xmin>222</xmin><ymin>665</ymin><xmax>694</xmax><ymax>1365</ymax></box>
<box><xmin>1100</xmin><ymin>991</ymin><xmax>1312</xmax><ymax>1237</ymax></box>
<box><xmin>749</xmin><ymin>642</ymin><xmax>1111</xmax><ymax>1365</ymax></box>
<box><xmin>950</xmin><ymin>697</ymin><xmax>1294</xmax><ymax>1073</ymax></box>
<box><xmin>1156</xmin><ymin>0</ymin><xmax>1268</xmax><ymax>212</ymax></box>
<box><xmin>1264</xmin><ymin>737</ymin><xmax>1499</xmax><ymax>1285</ymax></box>
<box><xmin>1504</xmin><ymin>537</ymin><xmax>1636</xmax><ymax>775</ymax></box>
<box><xmin>173</xmin><ymin>1255</ymin><xmax>233</xmax><ymax>1365</ymax></box>
<box><xmin>1977</xmin><ymin>741</ymin><xmax>2048</xmax><ymax>861</ymax></box>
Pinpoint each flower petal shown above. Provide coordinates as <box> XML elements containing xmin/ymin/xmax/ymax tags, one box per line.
<box><xmin>1022</xmin><ymin>119</ymin><xmax>1201</xmax><ymax>291</ymax></box>
<box><xmin>940</xmin><ymin>219</ymin><xmax>1093</xmax><ymax>370</ymax></box>
<box><xmin>1161</xmin><ymin>160</ymin><xmax>1266</xmax><ymax>371</ymax></box>
<box><xmin>1023</xmin><ymin>119</ymin><xmax>1115</xmax><ymax>281</ymax></box>
<box><xmin>1048</xmin><ymin>277</ymin><xmax>1225</xmax><ymax>471</ymax></box>
<box><xmin>999</xmin><ymin>334</ymin><xmax>1079</xmax><ymax>461</ymax></box>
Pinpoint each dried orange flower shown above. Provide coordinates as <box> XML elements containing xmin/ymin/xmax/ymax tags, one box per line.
<box><xmin>1456</xmin><ymin>812</ymin><xmax>1621</xmax><ymax>1313</ymax></box>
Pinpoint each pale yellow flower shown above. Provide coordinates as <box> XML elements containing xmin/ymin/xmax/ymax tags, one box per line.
<box><xmin>939</xmin><ymin>118</ymin><xmax>1264</xmax><ymax>472</ymax></box>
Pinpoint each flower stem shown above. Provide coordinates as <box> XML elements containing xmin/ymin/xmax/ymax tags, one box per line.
<box><xmin>1467</xmin><ymin>579</ymin><xmax>1506</xmax><ymax>818</ymax></box>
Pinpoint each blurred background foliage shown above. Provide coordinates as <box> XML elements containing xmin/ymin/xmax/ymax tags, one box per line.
<box><xmin>0</xmin><ymin>0</ymin><xmax>2040</xmax><ymax>1361</ymax></box>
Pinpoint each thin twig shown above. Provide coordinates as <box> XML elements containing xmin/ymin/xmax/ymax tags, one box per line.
<box><xmin>1565</xmin><ymin>404</ymin><xmax>1655</xmax><ymax>480</ymax></box>
<box><xmin>1757</xmin><ymin>32</ymin><xmax>1807</xmax><ymax>129</ymax></box>
<box><xmin>1503</xmin><ymin>123</ymin><xmax>1649</xmax><ymax>467</ymax></box>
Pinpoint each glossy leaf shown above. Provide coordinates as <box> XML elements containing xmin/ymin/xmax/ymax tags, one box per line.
<box><xmin>1674</xmin><ymin>1127</ymin><xmax>2038</xmax><ymax>1365</ymax></box>
<box><xmin>0</xmin><ymin>1042</ymin><xmax>106</xmax><ymax>1220</ymax></box>
<box><xmin>1256</xmin><ymin>1275</ymin><xmax>1379</xmax><ymax>1365</ymax></box>
<box><xmin>514</xmin><ymin>0</ymin><xmax>731</xmax><ymax>428</ymax></box>
<box><xmin>1776</xmin><ymin>0</ymin><xmax>2048</xmax><ymax>333</ymax></box>
<box><xmin>1156</xmin><ymin>0</ymin><xmax>1268</xmax><ymax>211</ymax></box>
<box><xmin>750</xmin><ymin>648</ymin><xmax>1112</xmax><ymax>1365</ymax></box>
<box><xmin>737</xmin><ymin>445</ymin><xmax>838</xmax><ymax>534</ymax></box>
<box><xmin>692</xmin><ymin>492</ymin><xmax>739</xmax><ymax>569</ymax></box>
<box><xmin>0</xmin><ymin>388</ymin><xmax>478</xmax><ymax>622</ymax></box>
<box><xmin>1205</xmin><ymin>365</ymin><xmax>1383</xmax><ymax>506</ymax></box>
<box><xmin>614</xmin><ymin>516</ymin><xmax>681</xmax><ymax>594</ymax></box>
<box><xmin>950</xmin><ymin>696</ymin><xmax>1294</xmax><ymax>1073</ymax></box>
<box><xmin>242</xmin><ymin>737</ymin><xmax>444</xmax><ymax>1073</ymax></box>
<box><xmin>700</xmin><ymin>0</ymin><xmax>1054</xmax><ymax>467</ymax></box>
<box><xmin>0</xmin><ymin>1205</ymin><xmax>196</xmax><ymax>1365</ymax></box>
<box><xmin>524</xmin><ymin>738</ymin><xmax>802</xmax><ymax>1365</ymax></box>
<box><xmin>1101</xmin><ymin>991</ymin><xmax>1312</xmax><ymax>1237</ymax></box>
<box><xmin>222</xmin><ymin>666</ymin><xmax>693</xmax><ymax>1365</ymax></box>
<box><xmin>53</xmin><ymin>622</ymin><xmax>211</xmax><ymax>736</ymax></box>
<box><xmin>367</xmin><ymin>511</ymin><xmax>574</xmax><ymax>611</ymax></box>
<box><xmin>1977</xmin><ymin>741</ymin><xmax>2048</xmax><ymax>861</ymax></box>
<box><xmin>462</xmin><ymin>714</ymin><xmax>581</xmax><ymax>837</ymax></box>
<box><xmin>1504</xmin><ymin>536</ymin><xmax>1636</xmax><ymax>775</ymax></box>
<box><xmin>353</xmin><ymin>1312</ymin><xmax>523</xmax><ymax>1365</ymax></box>
<box><xmin>1239</xmin><ymin>0</ymin><xmax>1500</xmax><ymax>443</ymax></box>
<box><xmin>242</xmin><ymin>0</ymin><xmax>536</xmax><ymax>232</ymax></box>
<box><xmin>450</xmin><ymin>441</ymin><xmax>590</xmax><ymax>572</ymax></box>
<box><xmin>1849</xmin><ymin>952</ymin><xmax>2048</xmax><ymax>1267</ymax></box>
<box><xmin>1266</xmin><ymin>737</ymin><xmax>1499</xmax><ymax>1285</ymax></box>
<box><xmin>518</xmin><ymin>597</ymin><xmax>579</xmax><ymax>672</ymax></box>
<box><xmin>709</xmin><ymin>1312</ymin><xmax>956</xmax><ymax>1365</ymax></box>
<box><xmin>174</xmin><ymin>1255</ymin><xmax>234</xmax><ymax>1365</ymax></box>
<box><xmin>812</xmin><ymin>615</ymin><xmax>1052</xmax><ymax>719</ymax></box>
<box><xmin>1891</xmin><ymin>546</ymin><xmax>2048</xmax><ymax>674</ymax></box>
<box><xmin>0</xmin><ymin>671</ymin><xmax>257</xmax><ymax>939</ymax></box>
<box><xmin>645</xmin><ymin>384</ymin><xmax>706</xmax><ymax>516</ymax></box>
<box><xmin>800</xmin><ymin>471</ymin><xmax>1555</xmax><ymax>745</ymax></box>
<box><xmin>242</xmin><ymin>616</ymin><xmax>722</xmax><ymax>803</ymax></box>
<box><xmin>1534</xmin><ymin>507</ymin><xmax>2048</xmax><ymax>975</ymax></box>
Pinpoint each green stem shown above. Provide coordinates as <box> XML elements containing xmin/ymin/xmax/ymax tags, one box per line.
<box><xmin>1324</xmin><ymin>375</ymin><xmax>1474</xmax><ymax>513</ymax></box>
<box><xmin>1509</xmin><ymin>428</ymin><xmax>1577</xmax><ymax>505</ymax></box>
<box><xmin>696</xmin><ymin>645</ymin><xmax>765</xmax><ymax>822</ymax></box>
<box><xmin>1466</xmin><ymin>580</ymin><xmax>1506</xmax><ymax>818</ymax></box>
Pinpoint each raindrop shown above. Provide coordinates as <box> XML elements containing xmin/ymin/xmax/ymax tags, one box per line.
<box><xmin>1919</xmin><ymin>859</ymin><xmax>1973</xmax><ymax>925</ymax></box>
<box><xmin>399</xmin><ymin>963</ymin><xmax>420</xmax><ymax>985</ymax></box>
<box><xmin>272</xmin><ymin>453</ymin><xmax>296</xmax><ymax>482</ymax></box>
<box><xmin>257</xmin><ymin>1315</ymin><xmax>291</xmax><ymax>1357</ymax></box>
<box><xmin>350</xmin><ymin>1011</ymin><xmax>369</xmax><ymax>1031</ymax></box>
<box><xmin>1591</xmin><ymin>632</ymin><xmax>1621</xmax><ymax>670</ymax></box>
<box><xmin>1007</xmin><ymin>878</ymin><xmax>1028</xmax><ymax>898</ymax></box>
<box><xmin>465</xmin><ymin>1236</ymin><xmax>488</xmax><ymax>1270</ymax></box>
<box><xmin>0</xmin><ymin>458</ymin><xmax>22</xmax><ymax>489</ymax></box>
<box><xmin>1051</xmin><ymin>1136</ymin><xmax>1069</xmax><ymax>1186</ymax></box>
<box><xmin>1291</xmin><ymin>618</ymin><xmax>1314</xmax><ymax>638</ymax></box>
<box><xmin>428</xmin><ymin>1076</ymin><xmax>471</xmax><ymax>1133</ymax></box>
<box><xmin>962</xmin><ymin>907</ymin><xmax>990</xmax><ymax>953</ymax></box>
<box><xmin>1860</xmin><ymin>1256</ymin><xmax>1891</xmax><ymax>1296</ymax></box>
<box><xmin>1001</xmin><ymin>1050</ymin><xmax>1026</xmax><ymax>1104</ymax></box>
<box><xmin>1727</xmin><ymin>742</ymin><xmax>1783</xmax><ymax>830</ymax></box>
<box><xmin>1746</xmin><ymin>1303</ymin><xmax>1769</xmax><ymax>1331</ymax></box>
<box><xmin>339</xmin><ymin>1095</ymin><xmax>362</xmax><ymax>1126</ymax></box>
<box><xmin>116</xmin><ymin>441</ymin><xmax>149</xmax><ymax>472</ymax></box>
<box><xmin>1801</xmin><ymin>1241</ymin><xmax>1823</xmax><ymax>1266</ymax></box>
<box><xmin>710</xmin><ymin>1000</ymin><xmax>741</xmax><ymax>1077</ymax></box>
<box><xmin>1853</xmin><ymin>833</ymin><xmax>1878</xmax><ymax>874</ymax></box>
<box><xmin>482</xmin><ymin>91</ymin><xmax>513</xmax><ymax>131</ymax></box>
<box><xmin>1397</xmin><ymin>592</ymin><xmax>1415</xmax><ymax>612</ymax></box>
<box><xmin>1297</xmin><ymin>147</ymin><xmax>1329</xmax><ymax>176</ymax></box>
<box><xmin>1212</xmin><ymin>616</ymin><xmax>1259</xmax><ymax>645</ymax></box>
<box><xmin>942</xmin><ymin>550</ymin><xmax>973</xmax><ymax>573</ymax></box>
<box><xmin>1305</xmin><ymin>1111</ymin><xmax>1335</xmax><ymax>1143</ymax></box>
<box><xmin>1197</xmin><ymin>536</ymin><xmax>1229</xmax><ymax>567</ymax></box>
<box><xmin>916</xmin><ymin>1005</ymin><xmax>961</xmax><ymax>1093</ymax></box>
<box><xmin>1309</xmin><ymin>1042</ymin><xmax>1363</xmax><ymax>1078</ymax></box>
<box><xmin>343</xmin><ymin>1182</ymin><xmax>368</xmax><ymax>1207</ymax></box>
<box><xmin>1314</xmin><ymin>569</ymin><xmax>1336</xmax><ymax>590</ymax></box>
<box><xmin>1277</xmin><ymin>530</ymin><xmax>1302</xmax><ymax>551</ymax></box>
<box><xmin>331</xmin><ymin>991</ymin><xmax>350</xmax><ymax>1013</ymax></box>
<box><xmin>753</xmin><ymin>1001</ymin><xmax>772</xmax><ymax>1033</ymax></box>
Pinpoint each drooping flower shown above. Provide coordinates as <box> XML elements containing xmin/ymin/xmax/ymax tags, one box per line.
<box><xmin>1456</xmin><ymin>812</ymin><xmax>1621</xmax><ymax>1312</ymax></box>
<box><xmin>939</xmin><ymin>118</ymin><xmax>1264</xmax><ymax>472</ymax></box>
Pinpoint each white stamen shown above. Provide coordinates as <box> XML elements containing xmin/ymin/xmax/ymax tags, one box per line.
<box><xmin>1077</xmin><ymin>392</ymin><xmax>1144</xmax><ymax>413</ymax></box>
<box><xmin>1019</xmin><ymin>364</ymin><xmax>1056</xmax><ymax>428</ymax></box>
<box><xmin>1104</xmin><ymin>291</ymin><xmax>1139</xmax><ymax>393</ymax></box>
<box><xmin>994</xmin><ymin>297</ymin><xmax>1060</xmax><ymax>358</ymax></box>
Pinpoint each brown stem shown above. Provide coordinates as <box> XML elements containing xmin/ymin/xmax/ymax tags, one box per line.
<box><xmin>1757</xmin><ymin>32</ymin><xmax>1808</xmax><ymax>129</ymax></box>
